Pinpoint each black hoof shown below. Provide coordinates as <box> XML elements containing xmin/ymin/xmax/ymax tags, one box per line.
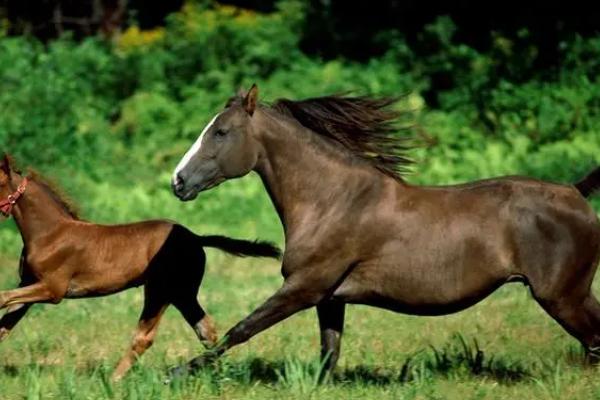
<box><xmin>164</xmin><ymin>364</ymin><xmax>191</xmax><ymax>385</ymax></box>
<box><xmin>585</xmin><ymin>347</ymin><xmax>600</xmax><ymax>366</ymax></box>
<box><xmin>164</xmin><ymin>353</ymin><xmax>220</xmax><ymax>384</ymax></box>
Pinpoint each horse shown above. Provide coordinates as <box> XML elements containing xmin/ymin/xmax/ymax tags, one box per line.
<box><xmin>170</xmin><ymin>84</ymin><xmax>600</xmax><ymax>378</ymax></box>
<box><xmin>0</xmin><ymin>154</ymin><xmax>281</xmax><ymax>380</ymax></box>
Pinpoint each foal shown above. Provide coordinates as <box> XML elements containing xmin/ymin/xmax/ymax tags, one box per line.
<box><xmin>0</xmin><ymin>155</ymin><xmax>280</xmax><ymax>380</ymax></box>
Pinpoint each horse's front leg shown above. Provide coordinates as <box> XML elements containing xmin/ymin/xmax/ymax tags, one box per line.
<box><xmin>168</xmin><ymin>264</ymin><xmax>347</xmax><ymax>379</ymax></box>
<box><xmin>317</xmin><ymin>299</ymin><xmax>345</xmax><ymax>376</ymax></box>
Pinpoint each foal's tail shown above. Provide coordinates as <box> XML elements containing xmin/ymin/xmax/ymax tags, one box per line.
<box><xmin>197</xmin><ymin>235</ymin><xmax>281</xmax><ymax>259</ymax></box>
<box><xmin>575</xmin><ymin>167</ymin><xmax>600</xmax><ymax>198</ymax></box>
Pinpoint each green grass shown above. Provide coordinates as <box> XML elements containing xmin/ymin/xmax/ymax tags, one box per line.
<box><xmin>2</xmin><ymin>251</ymin><xmax>600</xmax><ymax>399</ymax></box>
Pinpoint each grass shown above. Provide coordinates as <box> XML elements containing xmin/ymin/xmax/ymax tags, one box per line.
<box><xmin>1</xmin><ymin>250</ymin><xmax>600</xmax><ymax>399</ymax></box>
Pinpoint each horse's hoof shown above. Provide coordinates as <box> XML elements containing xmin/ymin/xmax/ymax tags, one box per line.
<box><xmin>585</xmin><ymin>347</ymin><xmax>600</xmax><ymax>366</ymax></box>
<box><xmin>164</xmin><ymin>353</ymin><xmax>220</xmax><ymax>384</ymax></box>
<box><xmin>164</xmin><ymin>365</ymin><xmax>190</xmax><ymax>385</ymax></box>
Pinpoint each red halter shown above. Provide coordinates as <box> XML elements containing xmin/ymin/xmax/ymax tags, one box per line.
<box><xmin>0</xmin><ymin>177</ymin><xmax>28</xmax><ymax>217</ymax></box>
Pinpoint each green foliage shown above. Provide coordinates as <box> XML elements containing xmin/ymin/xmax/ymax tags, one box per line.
<box><xmin>274</xmin><ymin>357</ymin><xmax>329</xmax><ymax>395</ymax></box>
<box><xmin>1</xmin><ymin>2</ymin><xmax>600</xmax><ymax>252</ymax></box>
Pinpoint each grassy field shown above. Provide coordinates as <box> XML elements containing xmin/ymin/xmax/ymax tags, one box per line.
<box><xmin>1</xmin><ymin>248</ymin><xmax>600</xmax><ymax>400</ymax></box>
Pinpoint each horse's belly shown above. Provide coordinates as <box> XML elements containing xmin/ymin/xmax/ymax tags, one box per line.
<box><xmin>331</xmin><ymin>262</ymin><xmax>507</xmax><ymax>316</ymax></box>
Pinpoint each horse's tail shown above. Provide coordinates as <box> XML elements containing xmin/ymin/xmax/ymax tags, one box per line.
<box><xmin>197</xmin><ymin>235</ymin><xmax>281</xmax><ymax>259</ymax></box>
<box><xmin>575</xmin><ymin>167</ymin><xmax>600</xmax><ymax>198</ymax></box>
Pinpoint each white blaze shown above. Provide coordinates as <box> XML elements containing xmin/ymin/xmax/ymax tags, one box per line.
<box><xmin>173</xmin><ymin>113</ymin><xmax>221</xmax><ymax>180</ymax></box>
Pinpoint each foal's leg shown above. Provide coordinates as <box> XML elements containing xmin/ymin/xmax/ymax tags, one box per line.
<box><xmin>173</xmin><ymin>297</ymin><xmax>218</xmax><ymax>347</ymax></box>
<box><xmin>0</xmin><ymin>267</ymin><xmax>36</xmax><ymax>341</ymax></box>
<box><xmin>0</xmin><ymin>282</ymin><xmax>56</xmax><ymax>309</ymax></box>
<box><xmin>112</xmin><ymin>290</ymin><xmax>169</xmax><ymax>381</ymax></box>
<box><xmin>169</xmin><ymin>276</ymin><xmax>328</xmax><ymax>378</ymax></box>
<box><xmin>316</xmin><ymin>300</ymin><xmax>345</xmax><ymax>374</ymax></box>
<box><xmin>0</xmin><ymin>304</ymin><xmax>31</xmax><ymax>342</ymax></box>
<box><xmin>171</xmin><ymin>252</ymin><xmax>216</xmax><ymax>347</ymax></box>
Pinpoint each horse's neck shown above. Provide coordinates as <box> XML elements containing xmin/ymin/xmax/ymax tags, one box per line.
<box><xmin>12</xmin><ymin>180</ymin><xmax>73</xmax><ymax>245</ymax></box>
<box><xmin>254</xmin><ymin>112</ymin><xmax>385</xmax><ymax>232</ymax></box>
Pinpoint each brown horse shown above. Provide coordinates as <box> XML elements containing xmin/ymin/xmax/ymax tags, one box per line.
<box><xmin>0</xmin><ymin>155</ymin><xmax>280</xmax><ymax>380</ymax></box>
<box><xmin>170</xmin><ymin>84</ymin><xmax>600</xmax><ymax>378</ymax></box>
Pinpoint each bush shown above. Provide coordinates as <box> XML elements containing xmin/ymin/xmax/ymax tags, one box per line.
<box><xmin>1</xmin><ymin>2</ymin><xmax>600</xmax><ymax>254</ymax></box>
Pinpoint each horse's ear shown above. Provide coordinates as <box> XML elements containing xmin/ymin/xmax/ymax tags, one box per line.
<box><xmin>243</xmin><ymin>83</ymin><xmax>259</xmax><ymax>116</ymax></box>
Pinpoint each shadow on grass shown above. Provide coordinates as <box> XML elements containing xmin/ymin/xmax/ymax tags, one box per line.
<box><xmin>1</xmin><ymin>364</ymin><xmax>21</xmax><ymax>377</ymax></box>
<box><xmin>0</xmin><ymin>361</ymin><xmax>108</xmax><ymax>377</ymax></box>
<box><xmin>414</xmin><ymin>333</ymin><xmax>532</xmax><ymax>384</ymax></box>
<box><xmin>333</xmin><ymin>339</ymin><xmax>530</xmax><ymax>385</ymax></box>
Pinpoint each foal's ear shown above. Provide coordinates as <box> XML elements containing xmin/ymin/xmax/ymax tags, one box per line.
<box><xmin>0</xmin><ymin>153</ymin><xmax>11</xmax><ymax>176</ymax></box>
<box><xmin>242</xmin><ymin>83</ymin><xmax>259</xmax><ymax>116</ymax></box>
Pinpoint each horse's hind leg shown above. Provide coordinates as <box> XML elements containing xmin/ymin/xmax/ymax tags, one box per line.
<box><xmin>112</xmin><ymin>288</ymin><xmax>168</xmax><ymax>381</ymax></box>
<box><xmin>536</xmin><ymin>293</ymin><xmax>600</xmax><ymax>360</ymax></box>
<box><xmin>173</xmin><ymin>296</ymin><xmax>218</xmax><ymax>347</ymax></box>
<box><xmin>532</xmin><ymin>275</ymin><xmax>600</xmax><ymax>361</ymax></box>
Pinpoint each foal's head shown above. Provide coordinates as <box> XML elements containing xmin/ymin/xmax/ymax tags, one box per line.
<box><xmin>0</xmin><ymin>155</ymin><xmax>80</xmax><ymax>220</ymax></box>
<box><xmin>0</xmin><ymin>154</ymin><xmax>27</xmax><ymax>218</ymax></box>
<box><xmin>172</xmin><ymin>85</ymin><xmax>262</xmax><ymax>201</ymax></box>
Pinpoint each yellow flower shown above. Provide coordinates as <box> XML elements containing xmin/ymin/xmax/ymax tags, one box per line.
<box><xmin>116</xmin><ymin>26</ymin><xmax>165</xmax><ymax>51</ymax></box>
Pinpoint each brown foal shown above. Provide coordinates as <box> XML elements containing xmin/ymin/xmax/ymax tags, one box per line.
<box><xmin>170</xmin><ymin>84</ymin><xmax>600</xmax><ymax>378</ymax></box>
<box><xmin>0</xmin><ymin>155</ymin><xmax>280</xmax><ymax>380</ymax></box>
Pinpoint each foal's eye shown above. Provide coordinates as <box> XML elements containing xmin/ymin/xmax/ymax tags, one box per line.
<box><xmin>214</xmin><ymin>129</ymin><xmax>227</xmax><ymax>138</ymax></box>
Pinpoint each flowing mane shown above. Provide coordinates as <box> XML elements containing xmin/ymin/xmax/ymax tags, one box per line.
<box><xmin>28</xmin><ymin>170</ymin><xmax>81</xmax><ymax>219</ymax></box>
<box><xmin>270</xmin><ymin>95</ymin><xmax>413</xmax><ymax>180</ymax></box>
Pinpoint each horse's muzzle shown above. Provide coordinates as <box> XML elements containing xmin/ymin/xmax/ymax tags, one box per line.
<box><xmin>172</xmin><ymin>174</ymin><xmax>197</xmax><ymax>201</ymax></box>
<box><xmin>172</xmin><ymin>174</ymin><xmax>185</xmax><ymax>195</ymax></box>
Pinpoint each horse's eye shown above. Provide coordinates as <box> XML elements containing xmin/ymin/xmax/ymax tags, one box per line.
<box><xmin>215</xmin><ymin>129</ymin><xmax>227</xmax><ymax>137</ymax></box>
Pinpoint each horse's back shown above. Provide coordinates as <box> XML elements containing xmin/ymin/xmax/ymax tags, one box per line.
<box><xmin>404</xmin><ymin>175</ymin><xmax>600</xmax><ymax>269</ymax></box>
<box><xmin>333</xmin><ymin>175</ymin><xmax>600</xmax><ymax>314</ymax></box>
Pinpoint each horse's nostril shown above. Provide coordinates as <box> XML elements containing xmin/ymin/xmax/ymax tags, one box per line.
<box><xmin>173</xmin><ymin>174</ymin><xmax>185</xmax><ymax>192</ymax></box>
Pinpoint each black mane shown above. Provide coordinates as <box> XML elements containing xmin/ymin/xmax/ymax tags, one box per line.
<box><xmin>270</xmin><ymin>95</ymin><xmax>413</xmax><ymax>180</ymax></box>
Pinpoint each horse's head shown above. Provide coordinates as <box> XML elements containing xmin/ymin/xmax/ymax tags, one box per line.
<box><xmin>172</xmin><ymin>84</ymin><xmax>261</xmax><ymax>201</ymax></box>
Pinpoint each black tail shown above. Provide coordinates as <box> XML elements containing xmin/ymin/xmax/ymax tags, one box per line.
<box><xmin>198</xmin><ymin>235</ymin><xmax>281</xmax><ymax>259</ymax></box>
<box><xmin>575</xmin><ymin>167</ymin><xmax>600</xmax><ymax>198</ymax></box>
